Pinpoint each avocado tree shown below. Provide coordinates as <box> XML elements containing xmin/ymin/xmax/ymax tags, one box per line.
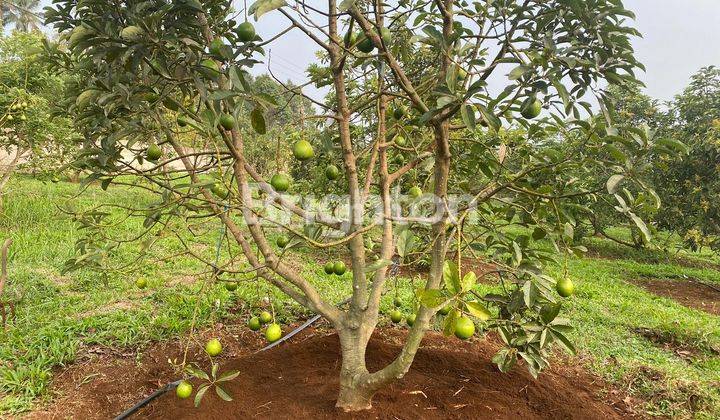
<box><xmin>0</xmin><ymin>31</ymin><xmax>77</xmax><ymax>207</ymax></box>
<box><xmin>651</xmin><ymin>67</ymin><xmax>720</xmax><ymax>251</ymax></box>
<box><xmin>45</xmin><ymin>0</ymin><xmax>649</xmax><ymax>411</ymax></box>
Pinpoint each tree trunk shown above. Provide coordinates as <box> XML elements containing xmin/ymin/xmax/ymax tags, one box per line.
<box><xmin>336</xmin><ymin>376</ymin><xmax>375</xmax><ymax>412</ymax></box>
<box><xmin>335</xmin><ymin>328</ymin><xmax>377</xmax><ymax>411</ymax></box>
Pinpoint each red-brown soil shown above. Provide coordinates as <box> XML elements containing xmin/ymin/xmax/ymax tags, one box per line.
<box><xmin>632</xmin><ymin>278</ymin><xmax>720</xmax><ymax>316</ymax></box>
<box><xmin>26</xmin><ymin>323</ymin><xmax>639</xmax><ymax>419</ymax></box>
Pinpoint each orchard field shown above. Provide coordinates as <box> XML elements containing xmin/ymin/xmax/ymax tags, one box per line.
<box><xmin>1</xmin><ymin>0</ymin><xmax>720</xmax><ymax>419</ymax></box>
<box><xmin>1</xmin><ymin>176</ymin><xmax>719</xmax><ymax>418</ymax></box>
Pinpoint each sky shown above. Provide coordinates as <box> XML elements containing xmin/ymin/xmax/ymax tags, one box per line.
<box><xmin>33</xmin><ymin>0</ymin><xmax>720</xmax><ymax>103</ymax></box>
<box><xmin>244</xmin><ymin>0</ymin><xmax>720</xmax><ymax>104</ymax></box>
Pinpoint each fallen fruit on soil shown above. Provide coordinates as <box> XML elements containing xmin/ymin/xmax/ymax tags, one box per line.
<box><xmin>135</xmin><ymin>278</ymin><xmax>147</xmax><ymax>289</ymax></box>
<box><xmin>325</xmin><ymin>164</ymin><xmax>340</xmax><ymax>180</ymax></box>
<box><xmin>146</xmin><ymin>143</ymin><xmax>162</xmax><ymax>161</ymax></box>
<box><xmin>175</xmin><ymin>381</ymin><xmax>192</xmax><ymax>399</ymax></box>
<box><xmin>248</xmin><ymin>317</ymin><xmax>261</xmax><ymax>331</ymax></box>
<box><xmin>390</xmin><ymin>310</ymin><xmax>403</xmax><ymax>324</ymax></box>
<box><xmin>292</xmin><ymin>140</ymin><xmax>314</xmax><ymax>161</ymax></box>
<box><xmin>276</xmin><ymin>236</ymin><xmax>289</xmax><ymax>248</ymax></box>
<box><xmin>237</xmin><ymin>21</ymin><xmax>256</xmax><ymax>42</ymax></box>
<box><xmin>454</xmin><ymin>316</ymin><xmax>475</xmax><ymax>340</ymax></box>
<box><xmin>270</xmin><ymin>173</ymin><xmax>291</xmax><ymax>192</ymax></box>
<box><xmin>557</xmin><ymin>277</ymin><xmax>575</xmax><ymax>297</ymax></box>
<box><xmin>259</xmin><ymin>311</ymin><xmax>273</xmax><ymax>324</ymax></box>
<box><xmin>224</xmin><ymin>282</ymin><xmax>238</xmax><ymax>291</ymax></box>
<box><xmin>520</xmin><ymin>97</ymin><xmax>542</xmax><ymax>119</ymax></box>
<box><xmin>408</xmin><ymin>186</ymin><xmax>422</xmax><ymax>199</ymax></box>
<box><xmin>406</xmin><ymin>313</ymin><xmax>416</xmax><ymax>327</ymax></box>
<box><xmin>324</xmin><ymin>262</ymin><xmax>335</xmax><ymax>275</ymax></box>
<box><xmin>205</xmin><ymin>339</ymin><xmax>223</xmax><ymax>357</ymax></box>
<box><xmin>333</xmin><ymin>261</ymin><xmax>347</xmax><ymax>275</ymax></box>
<box><xmin>219</xmin><ymin>113</ymin><xmax>236</xmax><ymax>130</ymax></box>
<box><xmin>265</xmin><ymin>323</ymin><xmax>282</xmax><ymax>343</ymax></box>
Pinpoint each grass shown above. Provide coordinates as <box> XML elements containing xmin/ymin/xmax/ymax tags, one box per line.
<box><xmin>1</xmin><ymin>176</ymin><xmax>719</xmax><ymax>418</ymax></box>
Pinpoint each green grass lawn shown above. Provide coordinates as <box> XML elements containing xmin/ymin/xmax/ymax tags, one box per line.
<box><xmin>1</xmin><ymin>177</ymin><xmax>719</xmax><ymax>418</ymax></box>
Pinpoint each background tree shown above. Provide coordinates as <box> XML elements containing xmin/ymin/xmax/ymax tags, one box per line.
<box><xmin>0</xmin><ymin>0</ymin><xmax>42</xmax><ymax>32</ymax></box>
<box><xmin>653</xmin><ymin>66</ymin><xmax>720</xmax><ymax>251</ymax></box>
<box><xmin>45</xmin><ymin>0</ymin><xmax>658</xmax><ymax>411</ymax></box>
<box><xmin>0</xmin><ymin>31</ymin><xmax>77</xmax><ymax>208</ymax></box>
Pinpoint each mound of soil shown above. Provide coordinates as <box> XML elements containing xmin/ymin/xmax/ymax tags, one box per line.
<box><xmin>138</xmin><ymin>331</ymin><xmax>633</xmax><ymax>419</ymax></box>
<box><xmin>26</xmin><ymin>325</ymin><xmax>638</xmax><ymax>419</ymax></box>
<box><xmin>633</xmin><ymin>278</ymin><xmax>720</xmax><ymax>316</ymax></box>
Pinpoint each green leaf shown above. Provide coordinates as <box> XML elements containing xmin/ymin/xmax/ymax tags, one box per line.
<box><xmin>522</xmin><ymin>281</ymin><xmax>538</xmax><ymax>307</ymax></box>
<box><xmin>604</xmin><ymin>144</ymin><xmax>627</xmax><ymax>163</ymax></box>
<box><xmin>492</xmin><ymin>348</ymin><xmax>517</xmax><ymax>373</ymax></box>
<box><xmin>417</xmin><ymin>288</ymin><xmax>445</xmax><ymax>308</ymax></box>
<box><xmin>465</xmin><ymin>301</ymin><xmax>491</xmax><ymax>321</ymax></box>
<box><xmin>250</xmin><ymin>107</ymin><xmax>266</xmax><ymax>134</ymax></box>
<box><xmin>532</xmin><ymin>227</ymin><xmax>546</xmax><ymax>240</ymax></box>
<box><xmin>181</xmin><ymin>0</ymin><xmax>204</xmax><ymax>12</ymax></box>
<box><xmin>338</xmin><ymin>0</ymin><xmax>356</xmax><ymax>12</ymax></box>
<box><xmin>209</xmin><ymin>90</ymin><xmax>237</xmax><ymax>101</ymax></box>
<box><xmin>551</xmin><ymin>78</ymin><xmax>571</xmax><ymax>112</ymax></box>
<box><xmin>215</xmin><ymin>385</ymin><xmax>233</xmax><ymax>401</ymax></box>
<box><xmin>443</xmin><ymin>260</ymin><xmax>461</xmax><ymax>295</ymax></box>
<box><xmin>461</xmin><ymin>271</ymin><xmax>476</xmax><ymax>292</ymax></box>
<box><xmin>550</xmin><ymin>329</ymin><xmax>576</xmax><ymax>355</ymax></box>
<box><xmin>363</xmin><ymin>259</ymin><xmax>392</xmax><ymax>273</ymax></box>
<box><xmin>540</xmin><ymin>303</ymin><xmax>561</xmax><ymax>324</ymax></box>
<box><xmin>606</xmin><ymin>174</ymin><xmax>625</xmax><ymax>194</ymax></box>
<box><xmin>249</xmin><ymin>0</ymin><xmax>287</xmax><ymax>20</ymax></box>
<box><xmin>460</xmin><ymin>104</ymin><xmax>476</xmax><ymax>130</ymax></box>
<box><xmin>476</xmin><ymin>104</ymin><xmax>501</xmax><ymax>132</ymax></box>
<box><xmin>655</xmin><ymin>137</ymin><xmax>689</xmax><ymax>155</ymax></box>
<box><xmin>443</xmin><ymin>309</ymin><xmax>459</xmax><ymax>336</ymax></box>
<box><xmin>194</xmin><ymin>384</ymin><xmax>210</xmax><ymax>408</ymax></box>
<box><xmin>185</xmin><ymin>365</ymin><xmax>210</xmax><ymax>381</ymax></box>
<box><xmin>512</xmin><ymin>241</ymin><xmax>523</xmax><ymax>265</ymax></box>
<box><xmin>508</xmin><ymin>65</ymin><xmax>531</xmax><ymax>80</ymax></box>
<box><xmin>396</xmin><ymin>229</ymin><xmax>415</xmax><ymax>258</ymax></box>
<box><xmin>629</xmin><ymin>212</ymin><xmax>652</xmax><ymax>242</ymax></box>
<box><xmin>216</xmin><ymin>370</ymin><xmax>240</xmax><ymax>383</ymax></box>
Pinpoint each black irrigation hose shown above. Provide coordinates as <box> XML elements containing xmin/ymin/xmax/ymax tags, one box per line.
<box><xmin>114</xmin><ymin>380</ymin><xmax>183</xmax><ymax>420</ymax></box>
<box><xmin>114</xmin><ymin>298</ymin><xmax>353</xmax><ymax>420</ymax></box>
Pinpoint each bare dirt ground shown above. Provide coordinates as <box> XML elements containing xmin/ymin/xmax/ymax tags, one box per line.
<box><xmin>25</xmin><ymin>322</ymin><xmax>641</xmax><ymax>420</ymax></box>
<box><xmin>632</xmin><ymin>278</ymin><xmax>720</xmax><ymax>316</ymax></box>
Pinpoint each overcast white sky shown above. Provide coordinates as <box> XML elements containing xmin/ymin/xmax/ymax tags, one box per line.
<box><xmin>244</xmin><ymin>0</ymin><xmax>720</xmax><ymax>104</ymax></box>
<box><xmin>34</xmin><ymin>0</ymin><xmax>719</xmax><ymax>103</ymax></box>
